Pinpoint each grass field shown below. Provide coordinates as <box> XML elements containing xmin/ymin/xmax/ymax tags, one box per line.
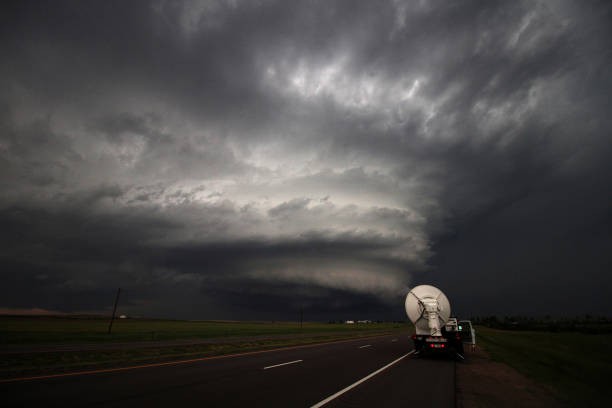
<box><xmin>0</xmin><ymin>316</ymin><xmax>404</xmax><ymax>344</ymax></box>
<box><xmin>0</xmin><ymin>316</ymin><xmax>408</xmax><ymax>378</ymax></box>
<box><xmin>477</xmin><ymin>326</ymin><xmax>612</xmax><ymax>407</ymax></box>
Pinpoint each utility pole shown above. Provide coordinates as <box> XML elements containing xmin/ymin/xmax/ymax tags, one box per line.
<box><xmin>107</xmin><ymin>287</ymin><xmax>121</xmax><ymax>335</ymax></box>
<box><xmin>300</xmin><ymin>305</ymin><xmax>303</xmax><ymax>330</ymax></box>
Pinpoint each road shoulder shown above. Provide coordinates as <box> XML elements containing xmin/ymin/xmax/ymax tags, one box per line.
<box><xmin>456</xmin><ymin>347</ymin><xmax>560</xmax><ymax>408</ymax></box>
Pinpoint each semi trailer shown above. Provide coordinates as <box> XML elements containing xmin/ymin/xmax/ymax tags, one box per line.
<box><xmin>405</xmin><ymin>284</ymin><xmax>464</xmax><ymax>358</ymax></box>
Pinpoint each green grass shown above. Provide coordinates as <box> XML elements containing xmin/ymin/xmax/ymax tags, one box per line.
<box><xmin>0</xmin><ymin>316</ymin><xmax>404</xmax><ymax>344</ymax></box>
<box><xmin>477</xmin><ymin>326</ymin><xmax>612</xmax><ymax>407</ymax></box>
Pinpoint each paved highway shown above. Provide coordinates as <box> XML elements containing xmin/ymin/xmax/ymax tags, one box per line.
<box><xmin>1</xmin><ymin>333</ymin><xmax>454</xmax><ymax>407</ymax></box>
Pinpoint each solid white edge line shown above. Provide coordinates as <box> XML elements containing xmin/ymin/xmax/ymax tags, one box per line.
<box><xmin>309</xmin><ymin>350</ymin><xmax>415</xmax><ymax>408</ymax></box>
<box><xmin>358</xmin><ymin>344</ymin><xmax>371</xmax><ymax>349</ymax></box>
<box><xmin>263</xmin><ymin>359</ymin><xmax>303</xmax><ymax>370</ymax></box>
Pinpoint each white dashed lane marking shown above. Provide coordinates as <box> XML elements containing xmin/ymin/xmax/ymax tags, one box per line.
<box><xmin>263</xmin><ymin>359</ymin><xmax>303</xmax><ymax>370</ymax></box>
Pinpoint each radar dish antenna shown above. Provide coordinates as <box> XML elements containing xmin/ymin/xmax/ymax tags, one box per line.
<box><xmin>405</xmin><ymin>285</ymin><xmax>451</xmax><ymax>336</ymax></box>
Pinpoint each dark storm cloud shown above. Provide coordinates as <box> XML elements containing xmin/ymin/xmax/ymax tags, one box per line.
<box><xmin>1</xmin><ymin>0</ymin><xmax>611</xmax><ymax>319</ymax></box>
<box><xmin>0</xmin><ymin>202</ymin><xmax>412</xmax><ymax>318</ymax></box>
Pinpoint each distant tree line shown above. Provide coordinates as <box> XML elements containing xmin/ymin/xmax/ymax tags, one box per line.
<box><xmin>471</xmin><ymin>315</ymin><xmax>612</xmax><ymax>334</ymax></box>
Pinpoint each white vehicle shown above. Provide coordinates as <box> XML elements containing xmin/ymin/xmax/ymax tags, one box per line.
<box><xmin>458</xmin><ymin>320</ymin><xmax>476</xmax><ymax>351</ymax></box>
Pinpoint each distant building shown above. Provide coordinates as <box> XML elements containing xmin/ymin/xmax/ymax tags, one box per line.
<box><xmin>119</xmin><ymin>315</ymin><xmax>127</xmax><ymax>319</ymax></box>
<box><xmin>345</xmin><ymin>320</ymin><xmax>355</xmax><ymax>324</ymax></box>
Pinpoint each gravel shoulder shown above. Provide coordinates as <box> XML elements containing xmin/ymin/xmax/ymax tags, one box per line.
<box><xmin>456</xmin><ymin>346</ymin><xmax>561</xmax><ymax>408</ymax></box>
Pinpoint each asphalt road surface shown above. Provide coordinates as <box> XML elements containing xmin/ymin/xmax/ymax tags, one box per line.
<box><xmin>1</xmin><ymin>333</ymin><xmax>455</xmax><ymax>407</ymax></box>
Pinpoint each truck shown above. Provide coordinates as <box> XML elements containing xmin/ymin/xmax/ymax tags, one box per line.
<box><xmin>458</xmin><ymin>319</ymin><xmax>476</xmax><ymax>351</ymax></box>
<box><xmin>405</xmin><ymin>284</ymin><xmax>464</xmax><ymax>358</ymax></box>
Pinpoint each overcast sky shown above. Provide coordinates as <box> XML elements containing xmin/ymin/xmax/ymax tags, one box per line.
<box><xmin>1</xmin><ymin>0</ymin><xmax>611</xmax><ymax>320</ymax></box>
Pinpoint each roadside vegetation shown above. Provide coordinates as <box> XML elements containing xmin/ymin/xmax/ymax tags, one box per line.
<box><xmin>477</xmin><ymin>326</ymin><xmax>612</xmax><ymax>407</ymax></box>
<box><xmin>0</xmin><ymin>316</ymin><xmax>409</xmax><ymax>379</ymax></box>
<box><xmin>473</xmin><ymin>315</ymin><xmax>612</xmax><ymax>334</ymax></box>
<box><xmin>0</xmin><ymin>316</ymin><xmax>405</xmax><ymax>344</ymax></box>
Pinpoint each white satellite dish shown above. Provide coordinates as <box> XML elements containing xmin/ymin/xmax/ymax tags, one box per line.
<box><xmin>405</xmin><ymin>284</ymin><xmax>451</xmax><ymax>336</ymax></box>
